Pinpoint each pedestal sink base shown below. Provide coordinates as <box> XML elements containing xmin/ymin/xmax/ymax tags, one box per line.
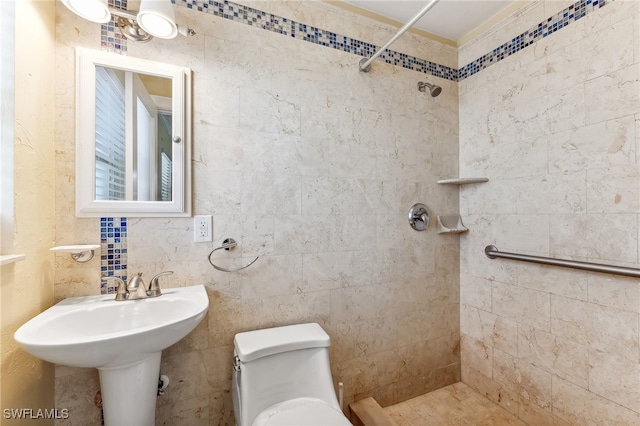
<box><xmin>13</xmin><ymin>286</ymin><xmax>209</xmax><ymax>425</ymax></box>
<box><xmin>98</xmin><ymin>352</ymin><xmax>161</xmax><ymax>426</ymax></box>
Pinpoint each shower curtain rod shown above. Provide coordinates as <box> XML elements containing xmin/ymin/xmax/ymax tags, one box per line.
<box><xmin>359</xmin><ymin>0</ymin><xmax>440</xmax><ymax>72</ymax></box>
<box><xmin>484</xmin><ymin>245</ymin><xmax>640</xmax><ymax>278</ymax></box>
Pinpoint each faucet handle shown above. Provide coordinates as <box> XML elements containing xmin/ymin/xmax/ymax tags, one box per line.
<box><xmin>147</xmin><ymin>271</ymin><xmax>173</xmax><ymax>298</ymax></box>
<box><xmin>106</xmin><ymin>277</ymin><xmax>127</xmax><ymax>301</ymax></box>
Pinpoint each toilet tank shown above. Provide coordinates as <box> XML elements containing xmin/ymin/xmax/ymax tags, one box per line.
<box><xmin>232</xmin><ymin>323</ymin><xmax>341</xmax><ymax>426</ymax></box>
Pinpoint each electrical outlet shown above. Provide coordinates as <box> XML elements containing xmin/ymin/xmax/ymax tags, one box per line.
<box><xmin>193</xmin><ymin>215</ymin><xmax>212</xmax><ymax>243</ymax></box>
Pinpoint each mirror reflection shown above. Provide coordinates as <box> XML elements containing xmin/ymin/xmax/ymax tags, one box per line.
<box><xmin>95</xmin><ymin>66</ymin><xmax>173</xmax><ymax>202</ymax></box>
<box><xmin>76</xmin><ymin>47</ymin><xmax>191</xmax><ymax>217</ymax></box>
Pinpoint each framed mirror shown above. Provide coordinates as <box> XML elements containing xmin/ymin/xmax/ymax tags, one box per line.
<box><xmin>75</xmin><ymin>48</ymin><xmax>191</xmax><ymax>217</ymax></box>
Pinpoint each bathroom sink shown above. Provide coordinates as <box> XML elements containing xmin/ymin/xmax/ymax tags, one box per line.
<box><xmin>14</xmin><ymin>284</ymin><xmax>209</xmax><ymax>425</ymax></box>
<box><xmin>14</xmin><ymin>285</ymin><xmax>209</xmax><ymax>368</ymax></box>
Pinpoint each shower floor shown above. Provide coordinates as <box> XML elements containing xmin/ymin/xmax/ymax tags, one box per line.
<box><xmin>385</xmin><ymin>382</ymin><xmax>527</xmax><ymax>426</ymax></box>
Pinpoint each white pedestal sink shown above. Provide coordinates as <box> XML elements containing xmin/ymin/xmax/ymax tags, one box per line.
<box><xmin>14</xmin><ymin>285</ymin><xmax>209</xmax><ymax>426</ymax></box>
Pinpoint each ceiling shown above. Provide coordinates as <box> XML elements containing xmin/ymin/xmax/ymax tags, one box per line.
<box><xmin>341</xmin><ymin>0</ymin><xmax>517</xmax><ymax>43</ymax></box>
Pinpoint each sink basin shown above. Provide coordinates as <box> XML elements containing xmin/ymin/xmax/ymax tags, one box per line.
<box><xmin>14</xmin><ymin>285</ymin><xmax>209</xmax><ymax>426</ymax></box>
<box><xmin>15</xmin><ymin>285</ymin><xmax>208</xmax><ymax>368</ymax></box>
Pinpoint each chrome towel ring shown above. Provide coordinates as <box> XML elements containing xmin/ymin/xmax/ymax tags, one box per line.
<box><xmin>208</xmin><ymin>238</ymin><xmax>259</xmax><ymax>273</ymax></box>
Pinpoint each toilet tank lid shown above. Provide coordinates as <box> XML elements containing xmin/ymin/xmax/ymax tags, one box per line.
<box><xmin>234</xmin><ymin>323</ymin><xmax>330</xmax><ymax>362</ymax></box>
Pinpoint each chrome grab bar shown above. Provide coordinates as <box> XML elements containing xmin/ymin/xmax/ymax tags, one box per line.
<box><xmin>484</xmin><ymin>245</ymin><xmax>640</xmax><ymax>278</ymax></box>
<box><xmin>208</xmin><ymin>238</ymin><xmax>259</xmax><ymax>273</ymax></box>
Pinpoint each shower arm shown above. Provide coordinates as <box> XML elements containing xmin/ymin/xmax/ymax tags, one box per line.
<box><xmin>359</xmin><ymin>0</ymin><xmax>440</xmax><ymax>72</ymax></box>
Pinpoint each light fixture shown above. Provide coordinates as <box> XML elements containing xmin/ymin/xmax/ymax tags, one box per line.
<box><xmin>138</xmin><ymin>0</ymin><xmax>178</xmax><ymax>39</ymax></box>
<box><xmin>116</xmin><ymin>14</ymin><xmax>153</xmax><ymax>42</ymax></box>
<box><xmin>62</xmin><ymin>0</ymin><xmax>111</xmax><ymax>23</ymax></box>
<box><xmin>61</xmin><ymin>0</ymin><xmax>195</xmax><ymax>42</ymax></box>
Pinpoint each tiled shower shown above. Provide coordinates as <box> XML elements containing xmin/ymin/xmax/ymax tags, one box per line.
<box><xmin>47</xmin><ymin>0</ymin><xmax>640</xmax><ymax>424</ymax></box>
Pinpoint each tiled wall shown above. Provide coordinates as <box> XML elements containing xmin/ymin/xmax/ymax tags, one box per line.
<box><xmin>51</xmin><ymin>0</ymin><xmax>639</xmax><ymax>424</ymax></box>
<box><xmin>101</xmin><ymin>0</ymin><xmax>128</xmax><ymax>53</ymax></box>
<box><xmin>54</xmin><ymin>1</ymin><xmax>459</xmax><ymax>424</ymax></box>
<box><xmin>458</xmin><ymin>0</ymin><xmax>615</xmax><ymax>80</ymax></box>
<box><xmin>175</xmin><ymin>0</ymin><xmax>458</xmax><ymax>80</ymax></box>
<box><xmin>459</xmin><ymin>0</ymin><xmax>640</xmax><ymax>424</ymax></box>
<box><xmin>90</xmin><ymin>0</ymin><xmax>619</xmax><ymax>298</ymax></box>
<box><xmin>100</xmin><ymin>217</ymin><xmax>127</xmax><ymax>294</ymax></box>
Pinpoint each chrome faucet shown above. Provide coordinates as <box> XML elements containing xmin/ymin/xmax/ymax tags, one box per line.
<box><xmin>106</xmin><ymin>273</ymin><xmax>146</xmax><ymax>300</ymax></box>
<box><xmin>106</xmin><ymin>271</ymin><xmax>173</xmax><ymax>301</ymax></box>
<box><xmin>126</xmin><ymin>272</ymin><xmax>148</xmax><ymax>300</ymax></box>
<box><xmin>108</xmin><ymin>271</ymin><xmax>174</xmax><ymax>301</ymax></box>
<box><xmin>147</xmin><ymin>271</ymin><xmax>173</xmax><ymax>298</ymax></box>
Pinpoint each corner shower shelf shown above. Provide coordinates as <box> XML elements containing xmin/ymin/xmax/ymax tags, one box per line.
<box><xmin>437</xmin><ymin>177</ymin><xmax>489</xmax><ymax>185</ymax></box>
<box><xmin>437</xmin><ymin>215</ymin><xmax>468</xmax><ymax>234</ymax></box>
<box><xmin>0</xmin><ymin>254</ymin><xmax>26</xmax><ymax>266</ymax></box>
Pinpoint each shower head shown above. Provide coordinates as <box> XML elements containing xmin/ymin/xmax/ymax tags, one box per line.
<box><xmin>418</xmin><ymin>81</ymin><xmax>442</xmax><ymax>97</ymax></box>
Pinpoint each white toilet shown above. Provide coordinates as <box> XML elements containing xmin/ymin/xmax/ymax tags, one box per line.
<box><xmin>232</xmin><ymin>323</ymin><xmax>352</xmax><ymax>426</ymax></box>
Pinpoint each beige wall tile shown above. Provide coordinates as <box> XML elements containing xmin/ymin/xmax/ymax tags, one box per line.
<box><xmin>582</xmin><ymin>0</ymin><xmax>640</xmax><ymax>33</ymax></box>
<box><xmin>518</xmin><ymin>395</ymin><xmax>572</xmax><ymax>426</ymax></box>
<box><xmin>585</xmin><ymin>64</ymin><xmax>640</xmax><ymax>124</ymax></box>
<box><xmin>587</xmin><ymin>165</ymin><xmax>640</xmax><ymax>213</ymax></box>
<box><xmin>460</xmin><ymin>1</ymin><xmax>640</xmax><ymax>425</ymax></box>
<box><xmin>552</xmin><ymin>376</ymin><xmax>640</xmax><ymax>425</ymax></box>
<box><xmin>549</xmin><ymin>213</ymin><xmax>638</xmax><ymax>263</ymax></box>
<box><xmin>54</xmin><ymin>368</ymin><xmax>101</xmax><ymax>426</ymax></box>
<box><xmin>459</xmin><ymin>181</ymin><xmax>520</xmax><ymax>216</ymax></box>
<box><xmin>156</xmin><ymin>395</ymin><xmax>210</xmax><ymax>426</ymax></box>
<box><xmin>460</xmin><ymin>274</ymin><xmax>492</xmax><ymax>311</ymax></box>
<box><xmin>588</xmin><ymin>348</ymin><xmax>640</xmax><ymax>412</ymax></box>
<box><xmin>514</xmin><ymin>172</ymin><xmax>587</xmax><ymax>215</ymax></box>
<box><xmin>547</xmin><ymin>116</ymin><xmax>636</xmax><ymax>174</ymax></box>
<box><xmin>461</xmin><ymin>364</ymin><xmax>520</xmax><ymax>417</ymax></box>
<box><xmin>549</xmin><ymin>295</ymin><xmax>591</xmax><ymax>346</ymax></box>
<box><xmin>492</xmin><ymin>349</ymin><xmax>552</xmax><ymax>409</ymax></box>
<box><xmin>461</xmin><ymin>305</ymin><xmax>519</xmax><ymax>358</ymax></box>
<box><xmin>492</xmin><ymin>281</ymin><xmax>551</xmax><ymax>331</ymax></box>
<box><xmin>460</xmin><ymin>244</ymin><xmax>518</xmax><ymax>285</ymax></box>
<box><xmin>460</xmin><ymin>335</ymin><xmax>493</xmax><ymax>378</ymax></box>
<box><xmin>586</xmin><ymin>303</ymin><xmax>639</xmax><ymax>362</ymax></box>
<box><xmin>587</xmin><ymin>273</ymin><xmax>640</xmax><ymax>313</ymax></box>
<box><xmin>515</xmin><ymin>262</ymin><xmax>588</xmax><ymax>300</ymax></box>
<box><xmin>518</xmin><ymin>326</ymin><xmax>589</xmax><ymax>390</ymax></box>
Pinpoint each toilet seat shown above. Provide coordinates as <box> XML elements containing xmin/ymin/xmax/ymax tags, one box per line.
<box><xmin>252</xmin><ymin>397</ymin><xmax>352</xmax><ymax>426</ymax></box>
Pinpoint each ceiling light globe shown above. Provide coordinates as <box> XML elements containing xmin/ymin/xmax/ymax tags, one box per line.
<box><xmin>62</xmin><ymin>0</ymin><xmax>111</xmax><ymax>23</ymax></box>
<box><xmin>138</xmin><ymin>14</ymin><xmax>177</xmax><ymax>39</ymax></box>
<box><xmin>137</xmin><ymin>0</ymin><xmax>178</xmax><ymax>39</ymax></box>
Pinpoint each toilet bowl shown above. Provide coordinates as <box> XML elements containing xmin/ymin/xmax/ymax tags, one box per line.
<box><xmin>231</xmin><ymin>323</ymin><xmax>352</xmax><ymax>426</ymax></box>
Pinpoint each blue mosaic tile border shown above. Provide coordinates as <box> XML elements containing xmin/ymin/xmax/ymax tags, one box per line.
<box><xmin>174</xmin><ymin>0</ymin><xmax>458</xmax><ymax>81</ymax></box>
<box><xmin>174</xmin><ymin>0</ymin><xmax>615</xmax><ymax>83</ymax></box>
<box><xmin>459</xmin><ymin>0</ymin><xmax>612</xmax><ymax>80</ymax></box>
<box><xmin>101</xmin><ymin>0</ymin><xmax>127</xmax><ymax>54</ymax></box>
<box><xmin>100</xmin><ymin>217</ymin><xmax>128</xmax><ymax>295</ymax></box>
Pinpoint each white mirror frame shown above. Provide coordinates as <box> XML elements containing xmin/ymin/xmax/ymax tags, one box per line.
<box><xmin>75</xmin><ymin>47</ymin><xmax>191</xmax><ymax>217</ymax></box>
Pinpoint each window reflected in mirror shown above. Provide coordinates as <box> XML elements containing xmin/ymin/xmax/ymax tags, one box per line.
<box><xmin>75</xmin><ymin>47</ymin><xmax>191</xmax><ymax>217</ymax></box>
<box><xmin>94</xmin><ymin>66</ymin><xmax>173</xmax><ymax>202</ymax></box>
